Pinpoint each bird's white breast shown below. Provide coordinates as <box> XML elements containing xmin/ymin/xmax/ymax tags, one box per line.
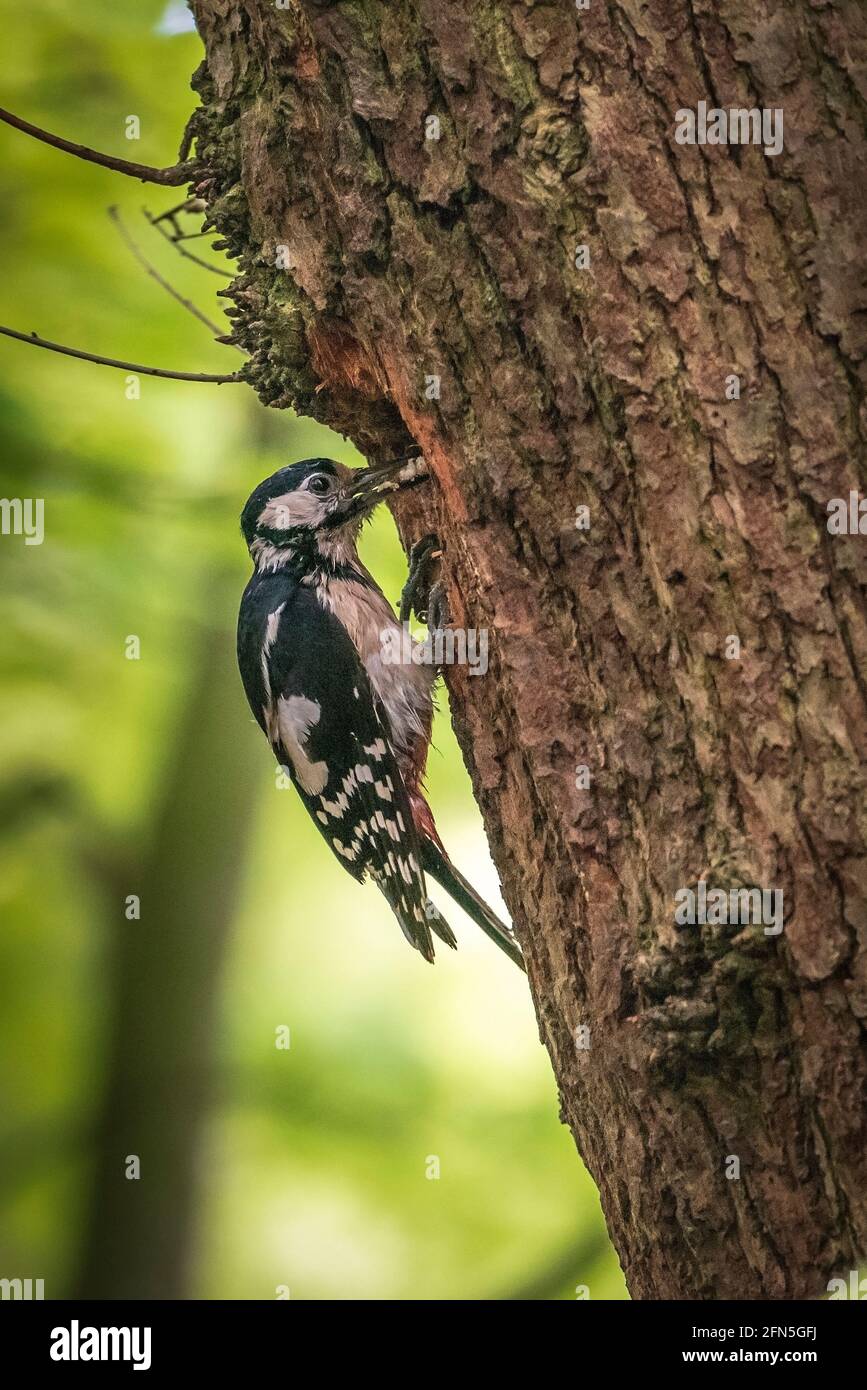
<box><xmin>316</xmin><ymin>573</ymin><xmax>434</xmax><ymax>760</ymax></box>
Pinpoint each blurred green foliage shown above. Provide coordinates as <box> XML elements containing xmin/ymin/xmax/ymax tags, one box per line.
<box><xmin>0</xmin><ymin>2</ymin><xmax>626</xmax><ymax>1300</ymax></box>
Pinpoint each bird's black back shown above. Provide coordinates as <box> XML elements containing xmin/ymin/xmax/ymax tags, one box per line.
<box><xmin>237</xmin><ymin>568</ymin><xmax>438</xmax><ymax>960</ymax></box>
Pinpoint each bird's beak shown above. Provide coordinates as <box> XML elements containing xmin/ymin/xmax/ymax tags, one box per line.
<box><xmin>330</xmin><ymin>452</ymin><xmax>429</xmax><ymax>525</ymax></box>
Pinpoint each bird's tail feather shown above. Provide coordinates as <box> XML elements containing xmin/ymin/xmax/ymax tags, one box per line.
<box><xmin>420</xmin><ymin>838</ymin><xmax>525</xmax><ymax>971</ymax></box>
<box><xmin>425</xmin><ymin>900</ymin><xmax>458</xmax><ymax>950</ymax></box>
<box><xmin>381</xmin><ymin>882</ymin><xmax>457</xmax><ymax>962</ymax></box>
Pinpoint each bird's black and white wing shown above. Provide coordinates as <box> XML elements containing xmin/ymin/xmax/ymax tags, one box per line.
<box><xmin>238</xmin><ymin>573</ymin><xmax>449</xmax><ymax>962</ymax></box>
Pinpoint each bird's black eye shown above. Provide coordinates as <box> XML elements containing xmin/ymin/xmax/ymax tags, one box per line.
<box><xmin>308</xmin><ymin>474</ymin><xmax>332</xmax><ymax>495</ymax></box>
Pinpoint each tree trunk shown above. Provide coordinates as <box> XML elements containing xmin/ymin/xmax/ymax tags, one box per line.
<box><xmin>76</xmin><ymin>570</ymin><xmax>261</xmax><ymax>1298</ymax></box>
<box><xmin>187</xmin><ymin>0</ymin><xmax>867</xmax><ymax>1298</ymax></box>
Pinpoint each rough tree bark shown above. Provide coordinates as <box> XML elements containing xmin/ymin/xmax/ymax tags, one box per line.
<box><xmin>185</xmin><ymin>0</ymin><xmax>867</xmax><ymax>1299</ymax></box>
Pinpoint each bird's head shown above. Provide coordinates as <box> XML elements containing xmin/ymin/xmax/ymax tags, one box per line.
<box><xmin>241</xmin><ymin>454</ymin><xmax>428</xmax><ymax>571</ymax></box>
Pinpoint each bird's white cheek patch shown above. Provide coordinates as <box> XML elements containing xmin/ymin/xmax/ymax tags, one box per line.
<box><xmin>259</xmin><ymin>490</ymin><xmax>326</xmax><ymax>530</ymax></box>
<box><xmin>276</xmin><ymin>695</ymin><xmax>329</xmax><ymax>795</ymax></box>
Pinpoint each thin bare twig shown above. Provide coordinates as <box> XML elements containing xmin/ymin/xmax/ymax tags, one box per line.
<box><xmin>0</xmin><ymin>106</ymin><xmax>193</xmax><ymax>185</ymax></box>
<box><xmin>144</xmin><ymin>205</ymin><xmax>225</xmax><ymax>276</ymax></box>
<box><xmin>0</xmin><ymin>325</ymin><xmax>242</xmax><ymax>383</ymax></box>
<box><xmin>149</xmin><ymin>199</ymin><xmax>206</xmax><ymax>225</ymax></box>
<box><xmin>107</xmin><ymin>204</ymin><xmax>229</xmax><ymax>341</ymax></box>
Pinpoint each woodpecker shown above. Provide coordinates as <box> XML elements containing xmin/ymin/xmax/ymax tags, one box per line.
<box><xmin>237</xmin><ymin>454</ymin><xmax>524</xmax><ymax>970</ymax></box>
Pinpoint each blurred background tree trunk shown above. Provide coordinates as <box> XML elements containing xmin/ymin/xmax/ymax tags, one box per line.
<box><xmin>187</xmin><ymin>0</ymin><xmax>867</xmax><ymax>1298</ymax></box>
<box><xmin>76</xmin><ymin>568</ymin><xmax>260</xmax><ymax>1298</ymax></box>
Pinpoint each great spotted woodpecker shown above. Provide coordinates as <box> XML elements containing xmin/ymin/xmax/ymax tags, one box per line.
<box><xmin>237</xmin><ymin>455</ymin><xmax>524</xmax><ymax>970</ymax></box>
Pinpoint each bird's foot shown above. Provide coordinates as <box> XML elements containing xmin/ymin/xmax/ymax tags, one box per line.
<box><xmin>426</xmin><ymin>578</ymin><xmax>449</xmax><ymax>634</ymax></box>
<box><xmin>400</xmin><ymin>533</ymin><xmax>447</xmax><ymax>626</ymax></box>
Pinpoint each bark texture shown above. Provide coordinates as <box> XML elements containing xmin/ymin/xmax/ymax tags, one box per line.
<box><xmin>186</xmin><ymin>0</ymin><xmax>867</xmax><ymax>1298</ymax></box>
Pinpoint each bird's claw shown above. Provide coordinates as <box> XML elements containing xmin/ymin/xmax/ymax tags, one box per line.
<box><xmin>400</xmin><ymin>533</ymin><xmax>445</xmax><ymax>625</ymax></box>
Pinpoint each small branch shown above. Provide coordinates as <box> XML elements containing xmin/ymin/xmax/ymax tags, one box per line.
<box><xmin>0</xmin><ymin>106</ymin><xmax>193</xmax><ymax>186</ymax></box>
<box><xmin>0</xmin><ymin>325</ymin><xmax>243</xmax><ymax>383</ymax></box>
<box><xmin>149</xmin><ymin>199</ymin><xmax>206</xmax><ymax>226</ymax></box>
<box><xmin>107</xmin><ymin>205</ymin><xmax>229</xmax><ymax>341</ymax></box>
<box><xmin>145</xmin><ymin>205</ymin><xmax>226</xmax><ymax>276</ymax></box>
